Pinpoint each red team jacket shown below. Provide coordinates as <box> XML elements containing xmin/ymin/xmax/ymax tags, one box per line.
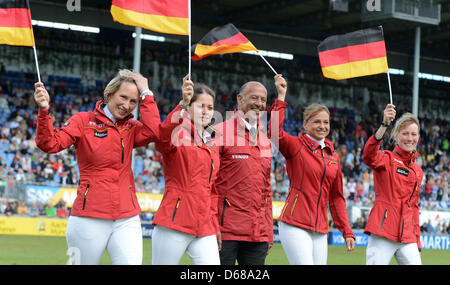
<box><xmin>152</xmin><ymin>105</ymin><xmax>220</xmax><ymax>237</ymax></box>
<box><xmin>363</xmin><ymin>135</ymin><xmax>423</xmax><ymax>248</ymax></box>
<box><xmin>214</xmin><ymin>112</ymin><xmax>273</xmax><ymax>244</ymax></box>
<box><xmin>35</xmin><ymin>96</ymin><xmax>160</xmax><ymax>220</ymax></box>
<box><xmin>272</xmin><ymin>100</ymin><xmax>355</xmax><ymax>239</ymax></box>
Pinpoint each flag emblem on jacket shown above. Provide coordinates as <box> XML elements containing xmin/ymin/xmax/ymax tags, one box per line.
<box><xmin>191</xmin><ymin>23</ymin><xmax>257</xmax><ymax>60</ymax></box>
<box><xmin>0</xmin><ymin>0</ymin><xmax>35</xmax><ymax>46</ymax></box>
<box><xmin>111</xmin><ymin>0</ymin><xmax>189</xmax><ymax>35</ymax></box>
<box><xmin>318</xmin><ymin>26</ymin><xmax>388</xmax><ymax>80</ymax></box>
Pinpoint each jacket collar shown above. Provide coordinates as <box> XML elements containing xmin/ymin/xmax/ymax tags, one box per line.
<box><xmin>394</xmin><ymin>144</ymin><xmax>418</xmax><ymax>166</ymax></box>
<box><xmin>94</xmin><ymin>100</ymin><xmax>134</xmax><ymax>125</ymax></box>
<box><xmin>300</xmin><ymin>132</ymin><xmax>334</xmax><ymax>153</ymax></box>
<box><xmin>180</xmin><ymin>116</ymin><xmax>216</xmax><ymax>147</ymax></box>
<box><xmin>232</xmin><ymin>111</ymin><xmax>266</xmax><ymax>134</ymax></box>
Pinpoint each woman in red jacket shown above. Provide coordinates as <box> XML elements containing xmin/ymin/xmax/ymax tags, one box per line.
<box><xmin>271</xmin><ymin>75</ymin><xmax>355</xmax><ymax>265</ymax></box>
<box><xmin>34</xmin><ymin>70</ymin><xmax>160</xmax><ymax>265</ymax></box>
<box><xmin>151</xmin><ymin>75</ymin><xmax>220</xmax><ymax>265</ymax></box>
<box><xmin>363</xmin><ymin>104</ymin><xmax>423</xmax><ymax>265</ymax></box>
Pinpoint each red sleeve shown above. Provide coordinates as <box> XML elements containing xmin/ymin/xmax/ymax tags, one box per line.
<box><xmin>329</xmin><ymin>157</ymin><xmax>355</xmax><ymax>240</ymax></box>
<box><xmin>35</xmin><ymin>109</ymin><xmax>83</xmax><ymax>153</ymax></box>
<box><xmin>154</xmin><ymin>104</ymin><xmax>185</xmax><ymax>154</ymax></box>
<box><xmin>269</xmin><ymin>99</ymin><xmax>300</xmax><ymax>159</ymax></box>
<box><xmin>134</xmin><ymin>95</ymin><xmax>161</xmax><ymax>147</ymax></box>
<box><xmin>363</xmin><ymin>135</ymin><xmax>387</xmax><ymax>170</ymax></box>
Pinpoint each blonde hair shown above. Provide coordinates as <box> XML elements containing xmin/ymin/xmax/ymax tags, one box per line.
<box><xmin>390</xmin><ymin>112</ymin><xmax>420</xmax><ymax>142</ymax></box>
<box><xmin>303</xmin><ymin>103</ymin><xmax>330</xmax><ymax>122</ymax></box>
<box><xmin>103</xmin><ymin>69</ymin><xmax>138</xmax><ymax>103</ymax></box>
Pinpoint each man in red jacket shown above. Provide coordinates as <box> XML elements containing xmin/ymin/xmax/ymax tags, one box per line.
<box><xmin>214</xmin><ymin>79</ymin><xmax>277</xmax><ymax>265</ymax></box>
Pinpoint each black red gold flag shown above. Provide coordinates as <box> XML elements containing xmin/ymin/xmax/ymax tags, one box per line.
<box><xmin>111</xmin><ymin>0</ymin><xmax>189</xmax><ymax>35</ymax></box>
<box><xmin>191</xmin><ymin>23</ymin><xmax>257</xmax><ymax>60</ymax></box>
<box><xmin>318</xmin><ymin>27</ymin><xmax>388</xmax><ymax>80</ymax></box>
<box><xmin>0</xmin><ymin>0</ymin><xmax>35</xmax><ymax>46</ymax></box>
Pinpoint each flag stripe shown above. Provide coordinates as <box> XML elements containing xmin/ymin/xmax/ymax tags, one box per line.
<box><xmin>321</xmin><ymin>57</ymin><xmax>388</xmax><ymax>80</ymax></box>
<box><xmin>111</xmin><ymin>5</ymin><xmax>188</xmax><ymax>35</ymax></box>
<box><xmin>195</xmin><ymin>24</ymin><xmax>240</xmax><ymax>46</ymax></box>
<box><xmin>0</xmin><ymin>8</ymin><xmax>32</xmax><ymax>28</ymax></box>
<box><xmin>192</xmin><ymin>42</ymin><xmax>257</xmax><ymax>60</ymax></box>
<box><xmin>318</xmin><ymin>40</ymin><xmax>387</xmax><ymax>68</ymax></box>
<box><xmin>111</xmin><ymin>0</ymin><xmax>188</xmax><ymax>18</ymax></box>
<box><xmin>0</xmin><ymin>0</ymin><xmax>27</xmax><ymax>9</ymax></box>
<box><xmin>318</xmin><ymin>27</ymin><xmax>384</xmax><ymax>52</ymax></box>
<box><xmin>0</xmin><ymin>26</ymin><xmax>34</xmax><ymax>46</ymax></box>
<box><xmin>210</xmin><ymin>32</ymin><xmax>252</xmax><ymax>47</ymax></box>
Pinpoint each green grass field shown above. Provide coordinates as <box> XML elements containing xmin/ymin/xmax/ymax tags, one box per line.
<box><xmin>0</xmin><ymin>235</ymin><xmax>449</xmax><ymax>265</ymax></box>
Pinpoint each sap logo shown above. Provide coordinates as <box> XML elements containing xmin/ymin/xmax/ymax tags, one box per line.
<box><xmin>366</xmin><ymin>0</ymin><xmax>381</xmax><ymax>12</ymax></box>
<box><xmin>67</xmin><ymin>0</ymin><xmax>81</xmax><ymax>12</ymax></box>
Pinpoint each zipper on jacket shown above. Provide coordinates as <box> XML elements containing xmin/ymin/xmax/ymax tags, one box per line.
<box><xmin>290</xmin><ymin>194</ymin><xmax>299</xmax><ymax>216</ymax></box>
<box><xmin>171</xmin><ymin>198</ymin><xmax>181</xmax><ymax>222</ymax></box>
<box><xmin>209</xmin><ymin>159</ymin><xmax>214</xmax><ymax>183</ymax></box>
<box><xmin>400</xmin><ymin>218</ymin><xmax>405</xmax><ymax>241</ymax></box>
<box><xmin>82</xmin><ymin>184</ymin><xmax>90</xmax><ymax>210</ymax></box>
<box><xmin>121</xmin><ymin>138</ymin><xmax>124</xmax><ymax>164</ymax></box>
<box><xmin>221</xmin><ymin>198</ymin><xmax>231</xmax><ymax>226</ymax></box>
<box><xmin>379</xmin><ymin>209</ymin><xmax>388</xmax><ymax>230</ymax></box>
<box><xmin>315</xmin><ymin>149</ymin><xmax>326</xmax><ymax>231</ymax></box>
<box><xmin>408</xmin><ymin>182</ymin><xmax>418</xmax><ymax>202</ymax></box>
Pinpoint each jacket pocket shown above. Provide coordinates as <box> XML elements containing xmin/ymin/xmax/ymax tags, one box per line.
<box><xmin>221</xmin><ymin>198</ymin><xmax>230</xmax><ymax>226</ymax></box>
<box><xmin>379</xmin><ymin>209</ymin><xmax>388</xmax><ymax>230</ymax></box>
<box><xmin>82</xmin><ymin>184</ymin><xmax>90</xmax><ymax>210</ymax></box>
<box><xmin>290</xmin><ymin>194</ymin><xmax>299</xmax><ymax>216</ymax></box>
<box><xmin>171</xmin><ymin>198</ymin><xmax>181</xmax><ymax>222</ymax></box>
<box><xmin>280</xmin><ymin>201</ymin><xmax>288</xmax><ymax>220</ymax></box>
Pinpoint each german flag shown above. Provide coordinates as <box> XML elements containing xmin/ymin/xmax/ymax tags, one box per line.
<box><xmin>191</xmin><ymin>23</ymin><xmax>257</xmax><ymax>60</ymax></box>
<box><xmin>318</xmin><ymin>27</ymin><xmax>388</xmax><ymax>80</ymax></box>
<box><xmin>0</xmin><ymin>0</ymin><xmax>35</xmax><ymax>46</ymax></box>
<box><xmin>111</xmin><ymin>0</ymin><xmax>189</xmax><ymax>35</ymax></box>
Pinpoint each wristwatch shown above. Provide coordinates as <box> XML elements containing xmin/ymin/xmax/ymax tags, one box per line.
<box><xmin>381</xmin><ymin>121</ymin><xmax>390</xmax><ymax>127</ymax></box>
<box><xmin>179</xmin><ymin>101</ymin><xmax>189</xmax><ymax>110</ymax></box>
<box><xmin>140</xmin><ymin>89</ymin><xmax>153</xmax><ymax>99</ymax></box>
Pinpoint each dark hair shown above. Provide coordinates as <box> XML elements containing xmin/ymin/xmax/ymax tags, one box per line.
<box><xmin>189</xmin><ymin>83</ymin><xmax>215</xmax><ymax>106</ymax></box>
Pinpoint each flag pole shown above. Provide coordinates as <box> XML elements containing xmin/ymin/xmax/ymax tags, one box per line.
<box><xmin>32</xmin><ymin>45</ymin><xmax>41</xmax><ymax>83</ymax></box>
<box><xmin>379</xmin><ymin>25</ymin><xmax>392</xmax><ymax>105</ymax></box>
<box><xmin>386</xmin><ymin>71</ymin><xmax>393</xmax><ymax>105</ymax></box>
<box><xmin>257</xmin><ymin>51</ymin><xmax>278</xmax><ymax>75</ymax></box>
<box><xmin>188</xmin><ymin>0</ymin><xmax>191</xmax><ymax>80</ymax></box>
<box><xmin>26</xmin><ymin>0</ymin><xmax>41</xmax><ymax>82</ymax></box>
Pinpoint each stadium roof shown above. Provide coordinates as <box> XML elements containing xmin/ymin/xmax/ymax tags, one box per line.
<box><xmin>30</xmin><ymin>0</ymin><xmax>450</xmax><ymax>61</ymax></box>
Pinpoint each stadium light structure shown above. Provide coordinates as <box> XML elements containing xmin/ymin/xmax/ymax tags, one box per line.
<box><xmin>389</xmin><ymin>68</ymin><xmax>450</xmax><ymax>83</ymax></box>
<box><xmin>32</xmin><ymin>20</ymin><xmax>99</xmax><ymax>33</ymax></box>
<box><xmin>243</xmin><ymin>50</ymin><xmax>294</xmax><ymax>60</ymax></box>
<box><xmin>388</xmin><ymin>68</ymin><xmax>405</xmax><ymax>75</ymax></box>
<box><xmin>132</xmin><ymin>32</ymin><xmax>166</xmax><ymax>42</ymax></box>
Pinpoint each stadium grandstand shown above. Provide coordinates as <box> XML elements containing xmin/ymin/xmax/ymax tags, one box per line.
<box><xmin>0</xmin><ymin>0</ymin><xmax>449</xmax><ymax>257</ymax></box>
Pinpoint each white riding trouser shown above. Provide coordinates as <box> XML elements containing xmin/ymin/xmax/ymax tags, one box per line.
<box><xmin>66</xmin><ymin>215</ymin><xmax>143</xmax><ymax>265</ymax></box>
<box><xmin>366</xmin><ymin>234</ymin><xmax>421</xmax><ymax>265</ymax></box>
<box><xmin>151</xmin><ymin>225</ymin><xmax>220</xmax><ymax>265</ymax></box>
<box><xmin>278</xmin><ymin>221</ymin><xmax>328</xmax><ymax>265</ymax></box>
